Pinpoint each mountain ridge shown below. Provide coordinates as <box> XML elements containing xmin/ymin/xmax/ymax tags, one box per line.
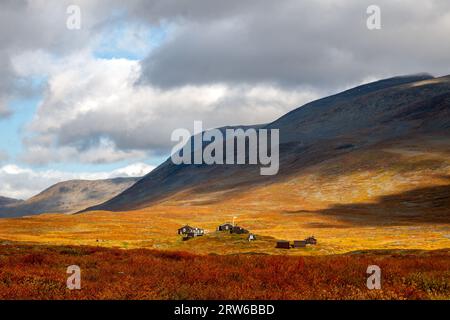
<box><xmin>0</xmin><ymin>196</ymin><xmax>23</xmax><ymax>207</ymax></box>
<box><xmin>0</xmin><ymin>177</ymin><xmax>140</xmax><ymax>217</ymax></box>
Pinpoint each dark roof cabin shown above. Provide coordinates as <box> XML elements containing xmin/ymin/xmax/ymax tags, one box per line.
<box><xmin>230</xmin><ymin>226</ymin><xmax>249</xmax><ymax>234</ymax></box>
<box><xmin>178</xmin><ymin>225</ymin><xmax>204</xmax><ymax>237</ymax></box>
<box><xmin>178</xmin><ymin>225</ymin><xmax>195</xmax><ymax>235</ymax></box>
<box><xmin>276</xmin><ymin>240</ymin><xmax>290</xmax><ymax>249</ymax></box>
<box><xmin>218</xmin><ymin>223</ymin><xmax>233</xmax><ymax>231</ymax></box>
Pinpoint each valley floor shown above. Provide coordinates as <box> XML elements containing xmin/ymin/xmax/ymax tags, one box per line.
<box><xmin>0</xmin><ymin>204</ymin><xmax>449</xmax><ymax>256</ymax></box>
<box><xmin>0</xmin><ymin>243</ymin><xmax>449</xmax><ymax>300</ymax></box>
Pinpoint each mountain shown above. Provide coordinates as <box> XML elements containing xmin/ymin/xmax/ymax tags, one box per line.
<box><xmin>0</xmin><ymin>196</ymin><xmax>23</xmax><ymax>207</ymax></box>
<box><xmin>0</xmin><ymin>177</ymin><xmax>139</xmax><ymax>218</ymax></box>
<box><xmin>87</xmin><ymin>74</ymin><xmax>450</xmax><ymax>214</ymax></box>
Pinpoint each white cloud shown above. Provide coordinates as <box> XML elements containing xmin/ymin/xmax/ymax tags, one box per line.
<box><xmin>110</xmin><ymin>162</ymin><xmax>155</xmax><ymax>177</ymax></box>
<box><xmin>0</xmin><ymin>162</ymin><xmax>153</xmax><ymax>200</ymax></box>
<box><xmin>20</xmin><ymin>138</ymin><xmax>147</xmax><ymax>165</ymax></box>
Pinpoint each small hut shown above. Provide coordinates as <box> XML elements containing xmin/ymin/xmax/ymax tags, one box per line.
<box><xmin>217</xmin><ymin>223</ymin><xmax>233</xmax><ymax>231</ymax></box>
<box><xmin>276</xmin><ymin>240</ymin><xmax>290</xmax><ymax>249</ymax></box>
<box><xmin>293</xmin><ymin>240</ymin><xmax>306</xmax><ymax>248</ymax></box>
<box><xmin>247</xmin><ymin>234</ymin><xmax>256</xmax><ymax>241</ymax></box>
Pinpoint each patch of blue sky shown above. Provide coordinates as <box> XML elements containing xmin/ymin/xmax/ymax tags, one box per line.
<box><xmin>93</xmin><ymin>21</ymin><xmax>171</xmax><ymax>61</ymax></box>
<box><xmin>0</xmin><ymin>96</ymin><xmax>42</xmax><ymax>161</ymax></box>
<box><xmin>14</xmin><ymin>74</ymin><xmax>48</xmax><ymax>93</ymax></box>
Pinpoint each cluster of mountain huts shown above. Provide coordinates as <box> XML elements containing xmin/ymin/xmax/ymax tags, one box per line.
<box><xmin>177</xmin><ymin>223</ymin><xmax>256</xmax><ymax>241</ymax></box>
<box><xmin>177</xmin><ymin>223</ymin><xmax>316</xmax><ymax>248</ymax></box>
<box><xmin>275</xmin><ymin>236</ymin><xmax>317</xmax><ymax>249</ymax></box>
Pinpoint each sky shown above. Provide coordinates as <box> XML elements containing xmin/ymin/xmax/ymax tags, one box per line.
<box><xmin>0</xmin><ymin>0</ymin><xmax>450</xmax><ymax>199</ymax></box>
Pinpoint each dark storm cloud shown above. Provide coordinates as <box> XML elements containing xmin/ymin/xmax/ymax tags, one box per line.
<box><xmin>137</xmin><ymin>0</ymin><xmax>450</xmax><ymax>89</ymax></box>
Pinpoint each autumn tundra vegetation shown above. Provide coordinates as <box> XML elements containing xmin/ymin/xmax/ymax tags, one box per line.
<box><xmin>0</xmin><ymin>243</ymin><xmax>449</xmax><ymax>300</ymax></box>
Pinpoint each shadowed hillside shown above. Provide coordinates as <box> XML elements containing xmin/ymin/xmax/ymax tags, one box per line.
<box><xmin>290</xmin><ymin>184</ymin><xmax>450</xmax><ymax>226</ymax></box>
<box><xmin>0</xmin><ymin>196</ymin><xmax>23</xmax><ymax>207</ymax></box>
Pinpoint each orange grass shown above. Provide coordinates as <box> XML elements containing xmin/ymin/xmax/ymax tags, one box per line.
<box><xmin>0</xmin><ymin>244</ymin><xmax>449</xmax><ymax>300</ymax></box>
<box><xmin>0</xmin><ymin>204</ymin><xmax>449</xmax><ymax>255</ymax></box>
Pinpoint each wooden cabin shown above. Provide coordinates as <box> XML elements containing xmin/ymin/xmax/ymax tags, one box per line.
<box><xmin>230</xmin><ymin>226</ymin><xmax>249</xmax><ymax>234</ymax></box>
<box><xmin>178</xmin><ymin>225</ymin><xmax>204</xmax><ymax>238</ymax></box>
<box><xmin>178</xmin><ymin>225</ymin><xmax>194</xmax><ymax>235</ymax></box>
<box><xmin>293</xmin><ymin>240</ymin><xmax>306</xmax><ymax>248</ymax></box>
<box><xmin>217</xmin><ymin>223</ymin><xmax>233</xmax><ymax>231</ymax></box>
<box><xmin>276</xmin><ymin>240</ymin><xmax>290</xmax><ymax>249</ymax></box>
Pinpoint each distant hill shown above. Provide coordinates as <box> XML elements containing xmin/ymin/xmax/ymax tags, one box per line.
<box><xmin>86</xmin><ymin>74</ymin><xmax>450</xmax><ymax>213</ymax></box>
<box><xmin>0</xmin><ymin>177</ymin><xmax>139</xmax><ymax>217</ymax></box>
<box><xmin>0</xmin><ymin>196</ymin><xmax>23</xmax><ymax>207</ymax></box>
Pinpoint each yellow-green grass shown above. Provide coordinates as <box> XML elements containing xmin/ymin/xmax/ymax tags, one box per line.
<box><xmin>0</xmin><ymin>203</ymin><xmax>449</xmax><ymax>256</ymax></box>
